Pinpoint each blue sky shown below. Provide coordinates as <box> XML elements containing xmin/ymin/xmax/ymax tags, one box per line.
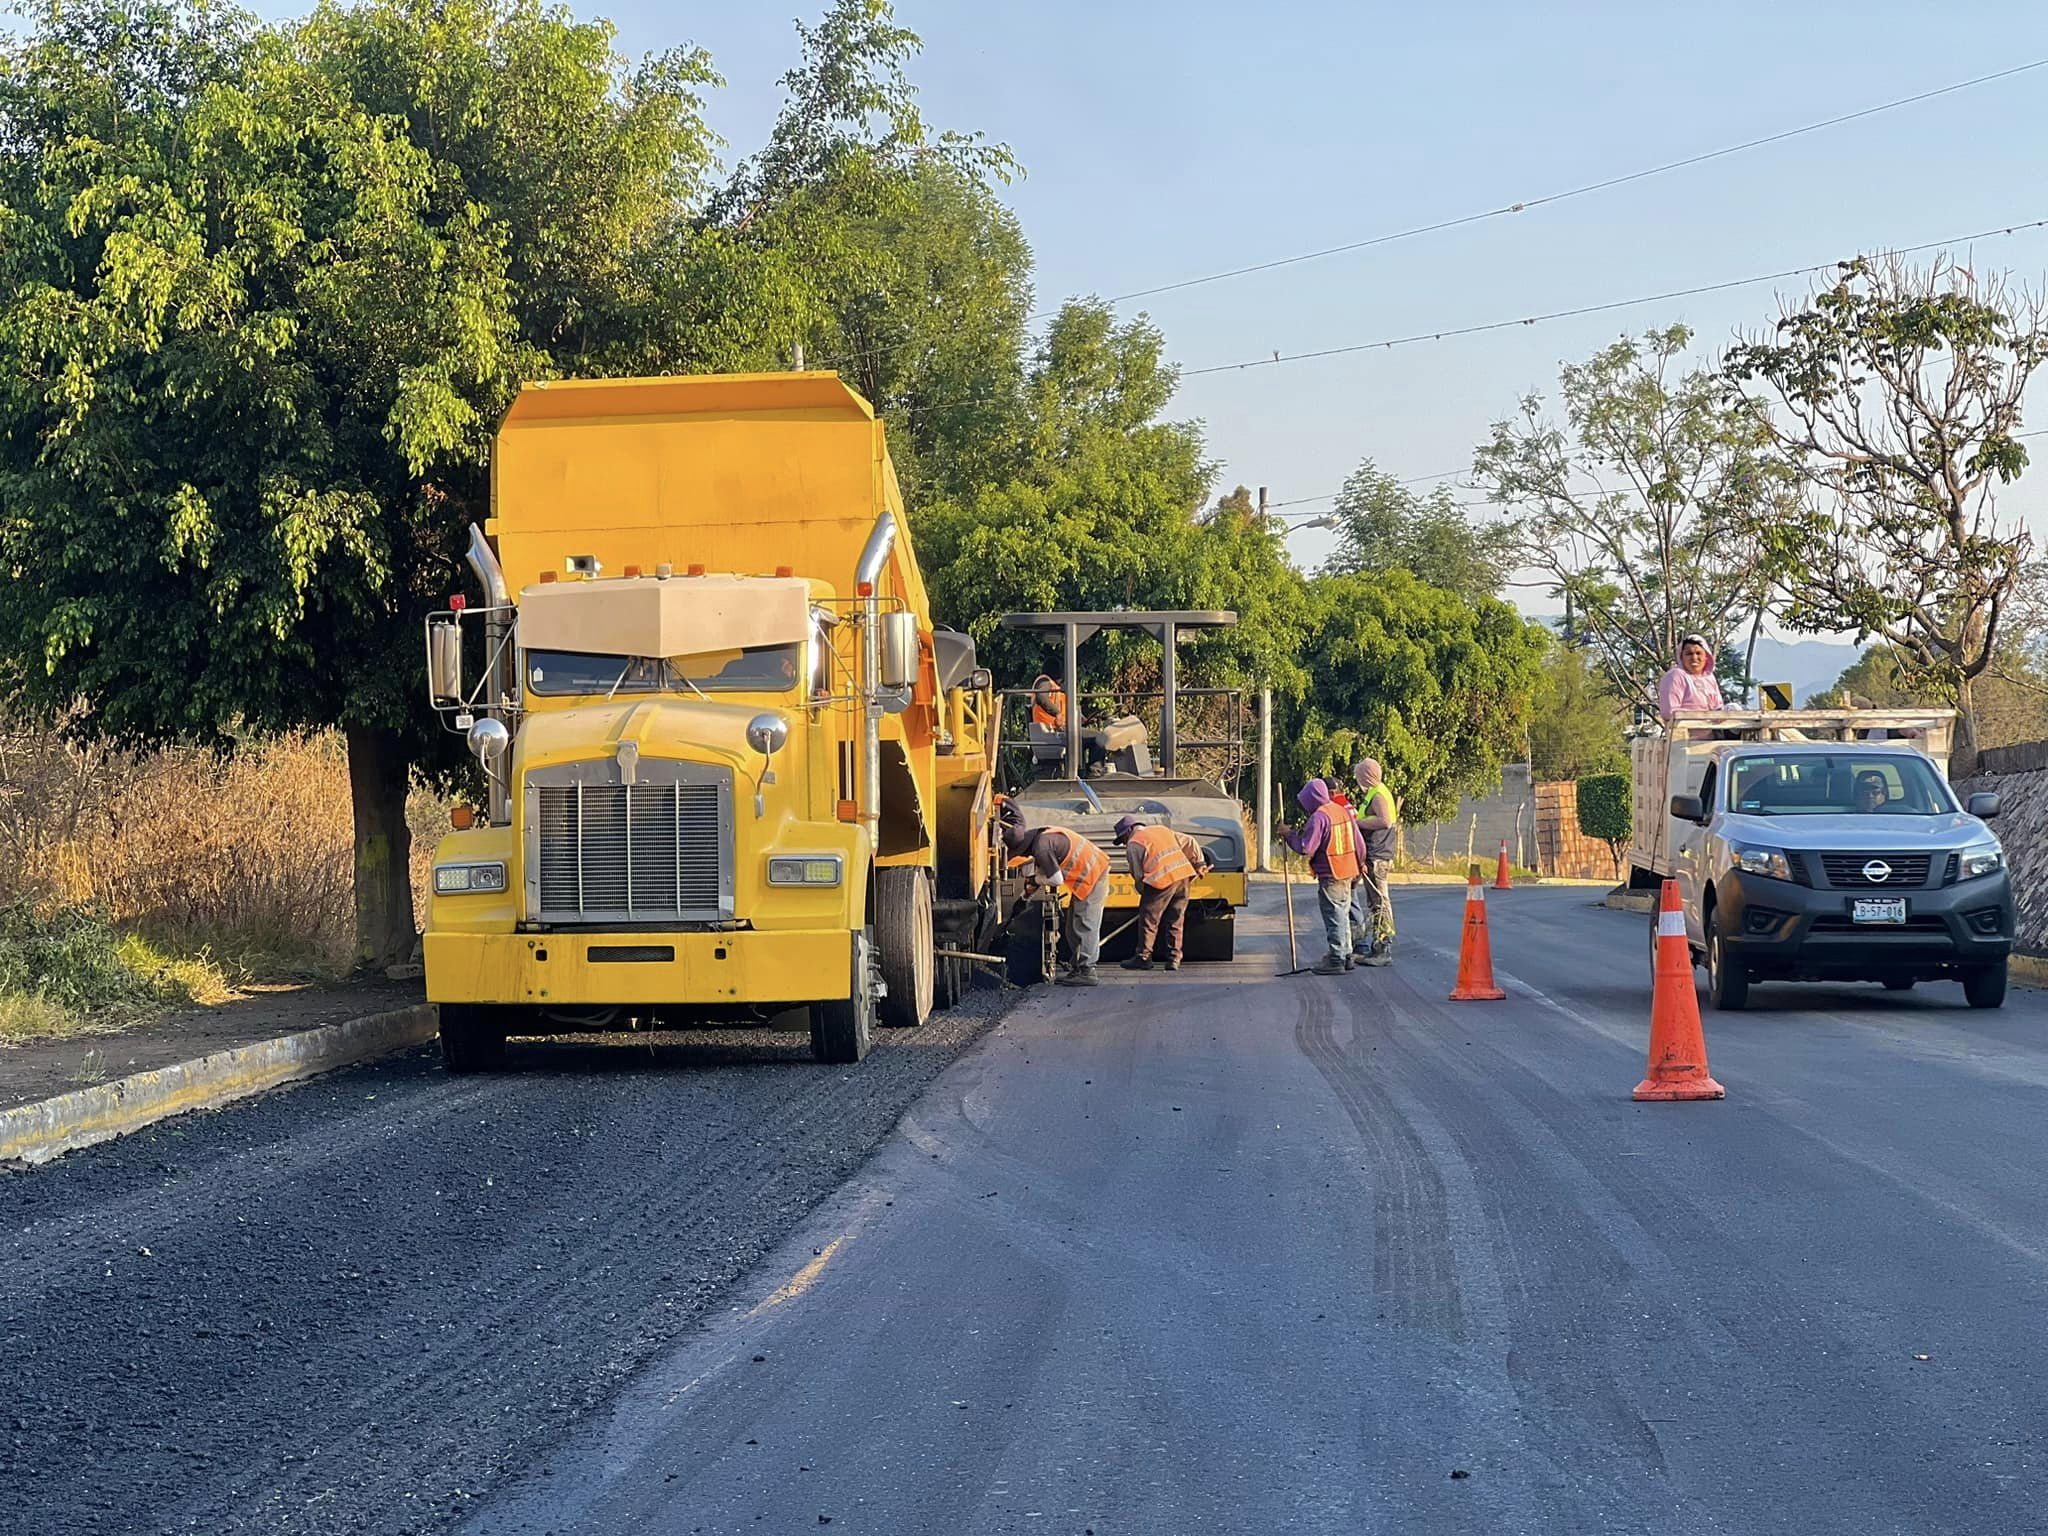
<box><xmin>246</xmin><ymin>1</ymin><xmax>2048</xmax><ymax>604</ymax></box>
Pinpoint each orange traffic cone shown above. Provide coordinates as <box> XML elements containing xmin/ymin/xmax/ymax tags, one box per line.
<box><xmin>1634</xmin><ymin>879</ymin><xmax>1726</xmax><ymax>1102</ymax></box>
<box><xmin>1448</xmin><ymin>864</ymin><xmax>1507</xmax><ymax>1001</ymax></box>
<box><xmin>1493</xmin><ymin>839</ymin><xmax>1513</xmax><ymax>891</ymax></box>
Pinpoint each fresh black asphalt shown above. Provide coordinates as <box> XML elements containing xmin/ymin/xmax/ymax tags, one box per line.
<box><xmin>8</xmin><ymin>885</ymin><xmax>2048</xmax><ymax>1533</ymax></box>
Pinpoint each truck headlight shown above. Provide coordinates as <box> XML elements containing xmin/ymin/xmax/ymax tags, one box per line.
<box><xmin>1731</xmin><ymin>845</ymin><xmax>1791</xmax><ymax>881</ymax></box>
<box><xmin>434</xmin><ymin>861</ymin><xmax>507</xmax><ymax>894</ymax></box>
<box><xmin>768</xmin><ymin>855</ymin><xmax>843</xmax><ymax>886</ymax></box>
<box><xmin>1959</xmin><ymin>842</ymin><xmax>2006</xmax><ymax>881</ymax></box>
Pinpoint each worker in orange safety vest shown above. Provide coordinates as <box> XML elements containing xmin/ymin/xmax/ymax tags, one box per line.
<box><xmin>1113</xmin><ymin>815</ymin><xmax>1211</xmax><ymax>971</ymax></box>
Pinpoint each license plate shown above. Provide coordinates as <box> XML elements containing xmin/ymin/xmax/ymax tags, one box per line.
<box><xmin>1852</xmin><ymin>897</ymin><xmax>1907</xmax><ymax>925</ymax></box>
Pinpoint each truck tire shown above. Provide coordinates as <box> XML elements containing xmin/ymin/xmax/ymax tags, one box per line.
<box><xmin>439</xmin><ymin>1004</ymin><xmax>511</xmax><ymax>1074</ymax></box>
<box><xmin>1964</xmin><ymin>959</ymin><xmax>2008</xmax><ymax>1010</ymax></box>
<box><xmin>811</xmin><ymin>933</ymin><xmax>876</xmax><ymax>1063</ymax></box>
<box><xmin>1704</xmin><ymin>906</ymin><xmax>1748</xmax><ymax>1011</ymax></box>
<box><xmin>875</xmin><ymin>868</ymin><xmax>934</xmax><ymax>1028</ymax></box>
<box><xmin>1006</xmin><ymin>901</ymin><xmax>1052</xmax><ymax>986</ymax></box>
<box><xmin>1182</xmin><ymin>910</ymin><xmax>1236</xmax><ymax>962</ymax></box>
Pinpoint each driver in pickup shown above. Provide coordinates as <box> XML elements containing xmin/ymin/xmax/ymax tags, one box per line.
<box><xmin>1854</xmin><ymin>770</ymin><xmax>1891</xmax><ymax>813</ymax></box>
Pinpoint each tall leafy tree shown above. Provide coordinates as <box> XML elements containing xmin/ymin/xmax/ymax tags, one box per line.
<box><xmin>1322</xmin><ymin>459</ymin><xmax>1512</xmax><ymax>603</ymax></box>
<box><xmin>1281</xmin><ymin>570</ymin><xmax>1546</xmax><ymax>824</ymax></box>
<box><xmin>1724</xmin><ymin>255</ymin><xmax>2046</xmax><ymax>766</ymax></box>
<box><xmin>1527</xmin><ymin>635</ymin><xmax>1628</xmax><ymax>781</ymax></box>
<box><xmin>1473</xmin><ymin>324</ymin><xmax>1797</xmax><ymax>712</ymax></box>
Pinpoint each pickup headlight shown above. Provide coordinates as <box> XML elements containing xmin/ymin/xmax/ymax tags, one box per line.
<box><xmin>434</xmin><ymin>861</ymin><xmax>507</xmax><ymax>894</ymax></box>
<box><xmin>768</xmin><ymin>855</ymin><xmax>843</xmax><ymax>887</ymax></box>
<box><xmin>1731</xmin><ymin>845</ymin><xmax>1792</xmax><ymax>881</ymax></box>
<box><xmin>1959</xmin><ymin>841</ymin><xmax>2006</xmax><ymax>881</ymax></box>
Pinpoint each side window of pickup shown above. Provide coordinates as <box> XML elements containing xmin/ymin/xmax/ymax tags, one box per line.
<box><xmin>1697</xmin><ymin>762</ymin><xmax>1719</xmax><ymax>820</ymax></box>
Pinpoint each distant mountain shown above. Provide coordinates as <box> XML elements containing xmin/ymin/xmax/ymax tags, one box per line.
<box><xmin>1747</xmin><ymin>636</ymin><xmax>1861</xmax><ymax>704</ymax></box>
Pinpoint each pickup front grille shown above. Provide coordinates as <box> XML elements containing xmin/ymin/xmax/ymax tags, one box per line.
<box><xmin>1818</xmin><ymin>853</ymin><xmax>1932</xmax><ymax>888</ymax></box>
<box><xmin>527</xmin><ymin>762</ymin><xmax>732</xmax><ymax>924</ymax></box>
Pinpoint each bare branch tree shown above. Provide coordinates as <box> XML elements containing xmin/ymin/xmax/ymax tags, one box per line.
<box><xmin>1724</xmin><ymin>254</ymin><xmax>2045</xmax><ymax>768</ymax></box>
<box><xmin>1473</xmin><ymin>325</ymin><xmax>1794</xmax><ymax>709</ymax></box>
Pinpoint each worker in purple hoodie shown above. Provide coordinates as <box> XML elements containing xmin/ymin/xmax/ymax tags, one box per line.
<box><xmin>1284</xmin><ymin>778</ymin><xmax>1363</xmax><ymax>975</ymax></box>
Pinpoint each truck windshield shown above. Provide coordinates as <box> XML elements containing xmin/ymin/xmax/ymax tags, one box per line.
<box><xmin>1724</xmin><ymin>754</ymin><xmax>1955</xmax><ymax>816</ymax></box>
<box><xmin>526</xmin><ymin>646</ymin><xmax>799</xmax><ymax>697</ymax></box>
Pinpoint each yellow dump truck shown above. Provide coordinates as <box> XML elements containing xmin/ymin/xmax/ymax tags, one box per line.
<box><xmin>421</xmin><ymin>372</ymin><xmax>996</xmax><ymax>1068</ymax></box>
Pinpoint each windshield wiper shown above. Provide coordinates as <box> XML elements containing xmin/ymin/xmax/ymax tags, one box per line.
<box><xmin>663</xmin><ymin>659</ymin><xmax>711</xmax><ymax>702</ymax></box>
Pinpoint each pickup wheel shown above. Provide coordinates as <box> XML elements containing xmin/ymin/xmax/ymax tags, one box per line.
<box><xmin>1704</xmin><ymin>907</ymin><xmax>1748</xmax><ymax>1011</ymax></box>
<box><xmin>810</xmin><ymin>933</ymin><xmax>876</xmax><ymax>1063</ymax></box>
<box><xmin>438</xmin><ymin>1004</ymin><xmax>511</xmax><ymax>1074</ymax></box>
<box><xmin>1964</xmin><ymin>959</ymin><xmax>2009</xmax><ymax>1010</ymax></box>
<box><xmin>874</xmin><ymin>868</ymin><xmax>934</xmax><ymax>1028</ymax></box>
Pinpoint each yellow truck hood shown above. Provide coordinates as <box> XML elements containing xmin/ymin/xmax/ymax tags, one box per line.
<box><xmin>514</xmin><ymin>696</ymin><xmax>783</xmax><ymax>774</ymax></box>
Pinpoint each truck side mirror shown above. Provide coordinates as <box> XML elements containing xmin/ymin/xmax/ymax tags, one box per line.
<box><xmin>428</xmin><ymin>616</ymin><xmax>463</xmax><ymax>707</ymax></box>
<box><xmin>879</xmin><ymin>611</ymin><xmax>918</xmax><ymax>691</ymax></box>
<box><xmin>1669</xmin><ymin>793</ymin><xmax>1706</xmax><ymax>824</ymax></box>
<box><xmin>1968</xmin><ymin>791</ymin><xmax>2001</xmax><ymax>821</ymax></box>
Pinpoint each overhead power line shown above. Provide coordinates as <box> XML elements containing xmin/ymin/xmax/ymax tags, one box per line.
<box><xmin>1094</xmin><ymin>57</ymin><xmax>2048</xmax><ymax>309</ymax></box>
<box><xmin>1181</xmin><ymin>215</ymin><xmax>2048</xmax><ymax>379</ymax></box>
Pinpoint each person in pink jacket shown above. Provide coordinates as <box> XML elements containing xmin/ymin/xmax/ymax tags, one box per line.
<box><xmin>1658</xmin><ymin>633</ymin><xmax>1724</xmax><ymax>721</ymax></box>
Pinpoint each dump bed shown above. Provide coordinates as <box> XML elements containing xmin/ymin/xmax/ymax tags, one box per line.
<box><xmin>1629</xmin><ymin>709</ymin><xmax>1957</xmax><ymax>879</ymax></box>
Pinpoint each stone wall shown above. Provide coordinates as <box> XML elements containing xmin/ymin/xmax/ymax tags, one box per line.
<box><xmin>1533</xmin><ymin>780</ymin><xmax>1620</xmax><ymax>881</ymax></box>
<box><xmin>1402</xmin><ymin>764</ymin><xmax>1536</xmax><ymax>869</ymax></box>
<box><xmin>1955</xmin><ymin>754</ymin><xmax>2048</xmax><ymax>956</ymax></box>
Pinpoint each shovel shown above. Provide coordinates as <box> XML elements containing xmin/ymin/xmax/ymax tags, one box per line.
<box><xmin>1277</xmin><ymin>841</ymin><xmax>1311</xmax><ymax>978</ymax></box>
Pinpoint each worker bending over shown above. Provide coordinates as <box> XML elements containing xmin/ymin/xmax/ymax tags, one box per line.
<box><xmin>1286</xmin><ymin>778</ymin><xmax>1362</xmax><ymax>974</ymax></box>
<box><xmin>1113</xmin><ymin>816</ymin><xmax>1211</xmax><ymax>971</ymax></box>
<box><xmin>1002</xmin><ymin>814</ymin><xmax>1112</xmax><ymax>987</ymax></box>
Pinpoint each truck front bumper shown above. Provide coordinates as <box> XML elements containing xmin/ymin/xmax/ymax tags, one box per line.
<box><xmin>425</xmin><ymin>928</ymin><xmax>854</xmax><ymax>1007</ymax></box>
<box><xmin>1718</xmin><ymin>869</ymin><xmax>2013</xmax><ymax>981</ymax></box>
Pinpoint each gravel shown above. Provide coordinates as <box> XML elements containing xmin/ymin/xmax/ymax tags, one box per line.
<box><xmin>0</xmin><ymin>977</ymin><xmax>1015</xmax><ymax>1535</ymax></box>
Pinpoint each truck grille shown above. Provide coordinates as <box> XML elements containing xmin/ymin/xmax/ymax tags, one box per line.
<box><xmin>527</xmin><ymin>763</ymin><xmax>732</xmax><ymax>924</ymax></box>
<box><xmin>1818</xmin><ymin>853</ymin><xmax>1932</xmax><ymax>888</ymax></box>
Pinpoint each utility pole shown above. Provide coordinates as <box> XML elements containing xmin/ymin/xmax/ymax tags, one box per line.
<box><xmin>1256</xmin><ymin>483</ymin><xmax>1274</xmax><ymax>873</ymax></box>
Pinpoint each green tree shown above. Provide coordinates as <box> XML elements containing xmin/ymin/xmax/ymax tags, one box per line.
<box><xmin>916</xmin><ymin>301</ymin><xmax>1305</xmax><ymax>700</ymax></box>
<box><xmin>1473</xmin><ymin>324</ymin><xmax>1796</xmax><ymax>712</ymax></box>
<box><xmin>1281</xmin><ymin>569</ymin><xmax>1546</xmax><ymax>825</ymax></box>
<box><xmin>1816</xmin><ymin>644</ymin><xmax>2048</xmax><ymax>750</ymax></box>
<box><xmin>1575</xmin><ymin>771</ymin><xmax>1631</xmax><ymax>878</ymax></box>
<box><xmin>1724</xmin><ymin>255</ymin><xmax>2046</xmax><ymax>768</ymax></box>
<box><xmin>0</xmin><ymin>0</ymin><xmax>986</xmax><ymax>965</ymax></box>
<box><xmin>1322</xmin><ymin>459</ymin><xmax>1512</xmax><ymax>603</ymax></box>
<box><xmin>1528</xmin><ymin>636</ymin><xmax>1628</xmax><ymax>781</ymax></box>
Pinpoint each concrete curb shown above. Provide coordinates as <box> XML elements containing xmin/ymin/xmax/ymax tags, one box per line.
<box><xmin>1603</xmin><ymin>889</ymin><xmax>1658</xmax><ymax>913</ymax></box>
<box><xmin>0</xmin><ymin>1003</ymin><xmax>438</xmax><ymax>1167</ymax></box>
<box><xmin>2012</xmin><ymin>955</ymin><xmax>2048</xmax><ymax>990</ymax></box>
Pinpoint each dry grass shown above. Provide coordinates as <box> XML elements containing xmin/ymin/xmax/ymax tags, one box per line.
<box><xmin>0</xmin><ymin>722</ymin><xmax>450</xmax><ymax>1044</ymax></box>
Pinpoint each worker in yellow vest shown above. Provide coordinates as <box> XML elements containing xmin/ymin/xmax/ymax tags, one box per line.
<box><xmin>1350</xmin><ymin>758</ymin><xmax>1399</xmax><ymax>966</ymax></box>
<box><xmin>1112</xmin><ymin>815</ymin><xmax>1210</xmax><ymax>971</ymax></box>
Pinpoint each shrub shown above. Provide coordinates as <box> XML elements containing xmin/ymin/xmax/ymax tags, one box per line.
<box><xmin>1577</xmin><ymin>771</ymin><xmax>1632</xmax><ymax>876</ymax></box>
<box><xmin>0</xmin><ymin>903</ymin><xmax>231</xmax><ymax>1041</ymax></box>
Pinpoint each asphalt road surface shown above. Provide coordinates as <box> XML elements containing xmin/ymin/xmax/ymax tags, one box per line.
<box><xmin>9</xmin><ymin>884</ymin><xmax>2048</xmax><ymax>1534</ymax></box>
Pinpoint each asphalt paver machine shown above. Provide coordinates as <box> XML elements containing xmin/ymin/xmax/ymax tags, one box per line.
<box><xmin>990</xmin><ymin>611</ymin><xmax>1251</xmax><ymax>978</ymax></box>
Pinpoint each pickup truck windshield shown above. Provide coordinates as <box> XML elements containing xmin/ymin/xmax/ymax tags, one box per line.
<box><xmin>527</xmin><ymin>645</ymin><xmax>800</xmax><ymax>697</ymax></box>
<box><xmin>1725</xmin><ymin>753</ymin><xmax>1955</xmax><ymax>816</ymax></box>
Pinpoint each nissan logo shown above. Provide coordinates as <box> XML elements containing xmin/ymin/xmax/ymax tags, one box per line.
<box><xmin>1862</xmin><ymin>859</ymin><xmax>1893</xmax><ymax>883</ymax></box>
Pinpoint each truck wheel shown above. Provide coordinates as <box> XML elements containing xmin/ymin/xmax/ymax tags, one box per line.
<box><xmin>1964</xmin><ymin>960</ymin><xmax>2008</xmax><ymax>1010</ymax></box>
<box><xmin>811</xmin><ymin>933</ymin><xmax>876</xmax><ymax>1063</ymax></box>
<box><xmin>439</xmin><ymin>1004</ymin><xmax>511</xmax><ymax>1074</ymax></box>
<box><xmin>1006</xmin><ymin>901</ymin><xmax>1052</xmax><ymax>986</ymax></box>
<box><xmin>1183</xmin><ymin>911</ymin><xmax>1236</xmax><ymax>962</ymax></box>
<box><xmin>1704</xmin><ymin>907</ymin><xmax>1748</xmax><ymax>1011</ymax></box>
<box><xmin>875</xmin><ymin>868</ymin><xmax>934</xmax><ymax>1028</ymax></box>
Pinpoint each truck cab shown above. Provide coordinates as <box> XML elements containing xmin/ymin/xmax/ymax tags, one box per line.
<box><xmin>1633</xmin><ymin>711</ymin><xmax>2012</xmax><ymax>1010</ymax></box>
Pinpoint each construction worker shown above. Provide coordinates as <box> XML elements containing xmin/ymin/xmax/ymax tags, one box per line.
<box><xmin>1286</xmin><ymin>778</ymin><xmax>1362</xmax><ymax>974</ymax></box>
<box><xmin>1113</xmin><ymin>815</ymin><xmax>1210</xmax><ymax>971</ymax></box>
<box><xmin>1029</xmin><ymin>674</ymin><xmax>1109</xmax><ymax>776</ymax></box>
<box><xmin>1001</xmin><ymin>814</ymin><xmax>1112</xmax><ymax>986</ymax></box>
<box><xmin>1350</xmin><ymin>758</ymin><xmax>1400</xmax><ymax>966</ymax></box>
